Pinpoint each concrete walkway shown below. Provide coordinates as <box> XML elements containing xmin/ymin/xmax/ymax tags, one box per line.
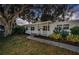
<box><xmin>27</xmin><ymin>36</ymin><xmax>79</xmax><ymax>53</ymax></box>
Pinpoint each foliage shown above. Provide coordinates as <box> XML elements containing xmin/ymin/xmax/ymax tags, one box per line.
<box><xmin>67</xmin><ymin>34</ymin><xmax>79</xmax><ymax>42</ymax></box>
<box><xmin>0</xmin><ymin>5</ymin><xmax>31</xmax><ymax>36</ymax></box>
<box><xmin>60</xmin><ymin>30</ymin><xmax>69</xmax><ymax>38</ymax></box>
<box><xmin>49</xmin><ymin>33</ymin><xmax>62</xmax><ymax>40</ymax></box>
<box><xmin>49</xmin><ymin>29</ymin><xmax>79</xmax><ymax>43</ymax></box>
<box><xmin>41</xmin><ymin>4</ymin><xmax>77</xmax><ymax>21</ymax></box>
<box><xmin>53</xmin><ymin>28</ymin><xmax>69</xmax><ymax>38</ymax></box>
<box><xmin>70</xmin><ymin>26</ymin><xmax>79</xmax><ymax>35</ymax></box>
<box><xmin>12</xmin><ymin>26</ymin><xmax>25</xmax><ymax>34</ymax></box>
<box><xmin>49</xmin><ymin>30</ymin><xmax>69</xmax><ymax>40</ymax></box>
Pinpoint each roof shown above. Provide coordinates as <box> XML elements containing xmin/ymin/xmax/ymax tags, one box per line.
<box><xmin>26</xmin><ymin>21</ymin><xmax>52</xmax><ymax>26</ymax></box>
<box><xmin>69</xmin><ymin>19</ymin><xmax>79</xmax><ymax>22</ymax></box>
<box><xmin>25</xmin><ymin>19</ymin><xmax>79</xmax><ymax>26</ymax></box>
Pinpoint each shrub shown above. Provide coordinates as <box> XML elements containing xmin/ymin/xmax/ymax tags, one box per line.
<box><xmin>49</xmin><ymin>33</ymin><xmax>62</xmax><ymax>40</ymax></box>
<box><xmin>12</xmin><ymin>26</ymin><xmax>25</xmax><ymax>34</ymax></box>
<box><xmin>67</xmin><ymin>35</ymin><xmax>79</xmax><ymax>42</ymax></box>
<box><xmin>60</xmin><ymin>30</ymin><xmax>69</xmax><ymax>38</ymax></box>
<box><xmin>70</xmin><ymin>26</ymin><xmax>79</xmax><ymax>35</ymax></box>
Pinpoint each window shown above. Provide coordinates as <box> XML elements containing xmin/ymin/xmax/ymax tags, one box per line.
<box><xmin>43</xmin><ymin>26</ymin><xmax>47</xmax><ymax>31</ymax></box>
<box><xmin>43</xmin><ymin>26</ymin><xmax>46</xmax><ymax>31</ymax></box>
<box><xmin>57</xmin><ymin>25</ymin><xmax>62</xmax><ymax>30</ymax></box>
<box><xmin>63</xmin><ymin>24</ymin><xmax>69</xmax><ymax>29</ymax></box>
<box><xmin>57</xmin><ymin>25</ymin><xmax>62</xmax><ymax>27</ymax></box>
<box><xmin>42</xmin><ymin>25</ymin><xmax>50</xmax><ymax>31</ymax></box>
<box><xmin>31</xmin><ymin>27</ymin><xmax>35</xmax><ymax>31</ymax></box>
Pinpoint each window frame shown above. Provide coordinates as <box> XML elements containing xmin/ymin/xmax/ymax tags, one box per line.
<box><xmin>63</xmin><ymin>24</ymin><xmax>69</xmax><ymax>29</ymax></box>
<box><xmin>31</xmin><ymin>27</ymin><xmax>35</xmax><ymax>31</ymax></box>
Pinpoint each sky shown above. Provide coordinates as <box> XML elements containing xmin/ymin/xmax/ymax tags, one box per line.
<box><xmin>72</xmin><ymin>4</ymin><xmax>79</xmax><ymax>11</ymax></box>
<box><xmin>70</xmin><ymin>5</ymin><xmax>79</xmax><ymax>20</ymax></box>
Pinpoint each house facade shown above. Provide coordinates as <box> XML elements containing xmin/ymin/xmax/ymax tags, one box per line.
<box><xmin>25</xmin><ymin>20</ymin><xmax>79</xmax><ymax>37</ymax></box>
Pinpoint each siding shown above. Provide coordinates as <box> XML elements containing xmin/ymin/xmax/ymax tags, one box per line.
<box><xmin>25</xmin><ymin>20</ymin><xmax>79</xmax><ymax>37</ymax></box>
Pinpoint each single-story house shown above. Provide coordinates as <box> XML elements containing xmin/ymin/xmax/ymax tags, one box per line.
<box><xmin>25</xmin><ymin>20</ymin><xmax>79</xmax><ymax>37</ymax></box>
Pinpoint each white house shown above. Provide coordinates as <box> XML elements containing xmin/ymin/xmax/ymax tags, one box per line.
<box><xmin>25</xmin><ymin>20</ymin><xmax>79</xmax><ymax>37</ymax></box>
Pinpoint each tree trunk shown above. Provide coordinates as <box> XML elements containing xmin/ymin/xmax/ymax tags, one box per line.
<box><xmin>0</xmin><ymin>16</ymin><xmax>16</xmax><ymax>37</ymax></box>
<box><xmin>4</xmin><ymin>24</ymin><xmax>12</xmax><ymax>37</ymax></box>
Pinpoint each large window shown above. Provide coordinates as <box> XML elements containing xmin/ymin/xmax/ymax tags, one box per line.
<box><xmin>63</xmin><ymin>24</ymin><xmax>69</xmax><ymax>29</ymax></box>
<box><xmin>43</xmin><ymin>26</ymin><xmax>47</xmax><ymax>31</ymax></box>
<box><xmin>43</xmin><ymin>25</ymin><xmax>50</xmax><ymax>31</ymax></box>
<box><xmin>57</xmin><ymin>25</ymin><xmax>62</xmax><ymax>28</ymax></box>
<box><xmin>31</xmin><ymin>27</ymin><xmax>35</xmax><ymax>31</ymax></box>
<box><xmin>57</xmin><ymin>25</ymin><xmax>62</xmax><ymax>30</ymax></box>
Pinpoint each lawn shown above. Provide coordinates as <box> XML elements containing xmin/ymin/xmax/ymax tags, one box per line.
<box><xmin>0</xmin><ymin>35</ymin><xmax>79</xmax><ymax>55</ymax></box>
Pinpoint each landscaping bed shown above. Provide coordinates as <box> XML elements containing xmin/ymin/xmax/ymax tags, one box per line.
<box><xmin>34</xmin><ymin>35</ymin><xmax>79</xmax><ymax>47</ymax></box>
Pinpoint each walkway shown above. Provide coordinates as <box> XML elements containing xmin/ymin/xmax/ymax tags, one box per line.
<box><xmin>27</xmin><ymin>36</ymin><xmax>79</xmax><ymax>53</ymax></box>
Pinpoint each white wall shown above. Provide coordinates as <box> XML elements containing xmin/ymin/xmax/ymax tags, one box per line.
<box><xmin>69</xmin><ymin>20</ymin><xmax>79</xmax><ymax>28</ymax></box>
<box><xmin>25</xmin><ymin>20</ymin><xmax>79</xmax><ymax>37</ymax></box>
<box><xmin>25</xmin><ymin>24</ymin><xmax>39</xmax><ymax>35</ymax></box>
<box><xmin>49</xmin><ymin>21</ymin><xmax>70</xmax><ymax>36</ymax></box>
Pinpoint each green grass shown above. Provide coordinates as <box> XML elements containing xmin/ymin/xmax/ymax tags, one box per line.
<box><xmin>0</xmin><ymin>34</ymin><xmax>79</xmax><ymax>55</ymax></box>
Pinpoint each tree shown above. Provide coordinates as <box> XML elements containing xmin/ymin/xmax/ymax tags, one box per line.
<box><xmin>24</xmin><ymin>4</ymin><xmax>76</xmax><ymax>22</ymax></box>
<box><xmin>41</xmin><ymin>4</ymin><xmax>77</xmax><ymax>21</ymax></box>
<box><xmin>0</xmin><ymin>4</ymin><xmax>32</xmax><ymax>36</ymax></box>
<box><xmin>70</xmin><ymin>26</ymin><xmax>79</xmax><ymax>35</ymax></box>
